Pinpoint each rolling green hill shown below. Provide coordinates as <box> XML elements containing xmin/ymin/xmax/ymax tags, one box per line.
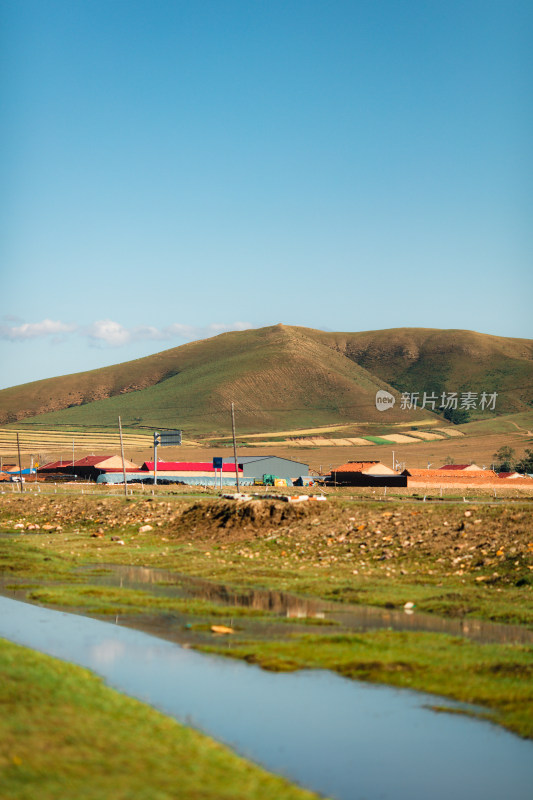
<box><xmin>301</xmin><ymin>327</ymin><xmax>533</xmax><ymax>417</ymax></box>
<box><xmin>1</xmin><ymin>324</ymin><xmax>531</xmax><ymax>435</ymax></box>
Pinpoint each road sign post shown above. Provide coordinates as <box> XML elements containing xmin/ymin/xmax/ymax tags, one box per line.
<box><xmin>153</xmin><ymin>430</ymin><xmax>182</xmax><ymax>485</ymax></box>
<box><xmin>213</xmin><ymin>457</ymin><xmax>223</xmax><ymax>490</ymax></box>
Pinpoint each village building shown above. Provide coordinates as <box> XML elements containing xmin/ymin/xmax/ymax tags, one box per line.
<box><xmin>406</xmin><ymin>468</ymin><xmax>499</xmax><ymax>482</ymax></box>
<box><xmin>97</xmin><ymin>455</ymin><xmax>310</xmax><ymax>485</ymax></box>
<box><xmin>37</xmin><ymin>459</ymin><xmax>73</xmax><ymax>474</ymax></box>
<box><xmin>221</xmin><ymin>456</ymin><xmax>309</xmax><ymax>482</ymax></box>
<box><xmin>330</xmin><ymin>461</ymin><xmax>407</xmax><ymax>487</ymax></box>
<box><xmin>39</xmin><ymin>455</ymin><xmax>139</xmax><ymax>481</ymax></box>
<box><xmin>403</xmin><ymin>467</ymin><xmax>531</xmax><ymax>487</ymax></box>
<box><xmin>135</xmin><ymin>461</ymin><xmax>245</xmax><ymax>486</ymax></box>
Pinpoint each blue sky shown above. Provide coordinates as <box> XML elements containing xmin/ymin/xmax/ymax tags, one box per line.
<box><xmin>1</xmin><ymin>0</ymin><xmax>532</xmax><ymax>389</ymax></box>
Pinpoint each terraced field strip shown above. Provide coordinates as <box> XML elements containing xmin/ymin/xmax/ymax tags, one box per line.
<box><xmin>233</xmin><ymin>424</ymin><xmax>353</xmax><ymax>439</ymax></box>
<box><xmin>406</xmin><ymin>431</ymin><xmax>445</xmax><ymax>441</ymax></box>
<box><xmin>0</xmin><ymin>427</ymin><xmax>151</xmax><ymax>456</ymax></box>
<box><xmin>226</xmin><ymin>429</ymin><xmax>464</xmax><ymax>449</ymax></box>
<box><xmin>377</xmin><ymin>434</ymin><xmax>421</xmax><ymax>444</ymax></box>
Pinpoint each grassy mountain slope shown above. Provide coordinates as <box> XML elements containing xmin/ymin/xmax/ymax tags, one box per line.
<box><xmin>7</xmin><ymin>325</ymin><xmax>425</xmax><ymax>434</ymax></box>
<box><xmin>1</xmin><ymin>325</ymin><xmax>531</xmax><ymax>434</ymax></box>
<box><xmin>301</xmin><ymin>327</ymin><xmax>533</xmax><ymax>415</ymax></box>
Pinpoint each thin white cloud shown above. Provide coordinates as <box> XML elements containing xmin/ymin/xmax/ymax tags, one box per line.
<box><xmin>0</xmin><ymin>318</ymin><xmax>253</xmax><ymax>347</ymax></box>
<box><xmin>0</xmin><ymin>319</ymin><xmax>77</xmax><ymax>340</ymax></box>
<box><xmin>87</xmin><ymin>320</ymin><xmax>132</xmax><ymax>346</ymax></box>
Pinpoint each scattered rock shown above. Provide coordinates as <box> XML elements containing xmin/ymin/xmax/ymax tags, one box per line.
<box><xmin>211</xmin><ymin>625</ymin><xmax>235</xmax><ymax>635</ymax></box>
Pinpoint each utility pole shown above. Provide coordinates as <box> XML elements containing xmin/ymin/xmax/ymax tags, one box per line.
<box><xmin>16</xmin><ymin>433</ymin><xmax>23</xmax><ymax>493</ymax></box>
<box><xmin>153</xmin><ymin>433</ymin><xmax>159</xmax><ymax>486</ymax></box>
<box><xmin>231</xmin><ymin>403</ymin><xmax>240</xmax><ymax>492</ymax></box>
<box><xmin>118</xmin><ymin>417</ymin><xmax>127</xmax><ymax>497</ymax></box>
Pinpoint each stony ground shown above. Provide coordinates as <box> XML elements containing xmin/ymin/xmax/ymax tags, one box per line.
<box><xmin>1</xmin><ymin>493</ymin><xmax>533</xmax><ymax>739</ymax></box>
<box><xmin>1</xmin><ymin>494</ymin><xmax>532</xmax><ymax>622</ymax></box>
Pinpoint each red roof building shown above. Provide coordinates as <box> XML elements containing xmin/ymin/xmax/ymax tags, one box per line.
<box><xmin>38</xmin><ymin>460</ymin><xmax>73</xmax><ymax>473</ymax></box>
<box><xmin>141</xmin><ymin>461</ymin><xmax>242</xmax><ymax>474</ymax></box>
<box><xmin>38</xmin><ymin>455</ymin><xmax>140</xmax><ymax>479</ymax></box>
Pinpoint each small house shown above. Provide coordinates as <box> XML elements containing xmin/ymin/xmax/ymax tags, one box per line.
<box><xmin>330</xmin><ymin>461</ymin><xmax>407</xmax><ymax>487</ymax></box>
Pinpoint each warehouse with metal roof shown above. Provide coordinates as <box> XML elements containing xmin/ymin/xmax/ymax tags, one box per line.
<box><xmin>222</xmin><ymin>455</ymin><xmax>309</xmax><ymax>481</ymax></box>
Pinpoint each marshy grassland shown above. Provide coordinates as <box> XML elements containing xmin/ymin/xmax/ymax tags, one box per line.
<box><xmin>0</xmin><ymin>491</ymin><xmax>532</xmax><ymax>745</ymax></box>
<box><xmin>0</xmin><ymin>638</ymin><xmax>322</xmax><ymax>800</ymax></box>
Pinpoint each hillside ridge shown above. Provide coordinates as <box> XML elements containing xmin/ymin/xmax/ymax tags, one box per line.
<box><xmin>1</xmin><ymin>325</ymin><xmax>531</xmax><ymax>432</ymax></box>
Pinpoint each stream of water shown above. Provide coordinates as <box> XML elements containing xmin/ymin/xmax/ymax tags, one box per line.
<box><xmin>1</xmin><ymin>595</ymin><xmax>532</xmax><ymax>800</ymax></box>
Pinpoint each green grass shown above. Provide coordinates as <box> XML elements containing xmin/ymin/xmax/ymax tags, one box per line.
<box><xmin>1</xmin><ymin>497</ymin><xmax>532</xmax><ymax>628</ymax></box>
<box><xmin>1</xmin><ymin>494</ymin><xmax>533</xmax><ymax>742</ymax></box>
<box><xmin>0</xmin><ymin>638</ymin><xmax>321</xmax><ymax>800</ymax></box>
<box><xmin>199</xmin><ymin>631</ymin><xmax>533</xmax><ymax>739</ymax></box>
<box><xmin>0</xmin><ymin>542</ymin><xmax>75</xmax><ymax>579</ymax></box>
<box><xmin>25</xmin><ymin>585</ymin><xmax>276</xmax><ymax>619</ymax></box>
<box><xmin>306</xmin><ymin>327</ymin><xmax>533</xmax><ymax>416</ymax></box>
<box><xmin>2</xmin><ymin>324</ymin><xmax>396</xmax><ymax>433</ymax></box>
<box><xmin>362</xmin><ymin>435</ymin><xmax>394</xmax><ymax>445</ymax></box>
<box><xmin>2</xmin><ymin>325</ymin><xmax>531</xmax><ymax>439</ymax></box>
<box><xmin>458</xmin><ymin>410</ymin><xmax>533</xmax><ymax>436</ymax></box>
<box><xmin>15</xmin><ymin>324</ymin><xmax>533</xmax><ymax>434</ymax></box>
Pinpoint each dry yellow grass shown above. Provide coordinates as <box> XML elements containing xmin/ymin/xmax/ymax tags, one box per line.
<box><xmin>0</xmin><ymin>427</ymin><xmax>199</xmax><ymax>460</ymax></box>
<box><xmin>3</xmin><ymin>418</ymin><xmax>531</xmax><ymax>478</ymax></box>
<box><xmin>161</xmin><ymin>430</ymin><xmax>531</xmax><ymax>474</ymax></box>
<box><xmin>434</xmin><ymin>427</ymin><xmax>464</xmax><ymax>437</ymax></box>
<box><xmin>406</xmin><ymin>431</ymin><xmax>445</xmax><ymax>441</ymax></box>
<box><xmin>377</xmin><ymin>434</ymin><xmax>421</xmax><ymax>444</ymax></box>
<box><xmin>217</xmin><ymin>424</ymin><xmax>353</xmax><ymax>439</ymax></box>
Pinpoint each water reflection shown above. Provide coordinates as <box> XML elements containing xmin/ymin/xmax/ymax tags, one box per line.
<box><xmin>0</xmin><ymin>596</ymin><xmax>531</xmax><ymax>800</ymax></box>
<box><xmin>81</xmin><ymin>563</ymin><xmax>533</xmax><ymax>645</ymax></box>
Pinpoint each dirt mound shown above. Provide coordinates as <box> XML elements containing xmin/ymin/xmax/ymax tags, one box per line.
<box><xmin>176</xmin><ymin>500</ymin><xmax>326</xmax><ymax>541</ymax></box>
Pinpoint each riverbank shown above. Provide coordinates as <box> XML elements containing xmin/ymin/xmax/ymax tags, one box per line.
<box><xmin>1</xmin><ymin>493</ymin><xmax>532</xmax><ymax>738</ymax></box>
<box><xmin>0</xmin><ymin>637</ymin><xmax>321</xmax><ymax>800</ymax></box>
